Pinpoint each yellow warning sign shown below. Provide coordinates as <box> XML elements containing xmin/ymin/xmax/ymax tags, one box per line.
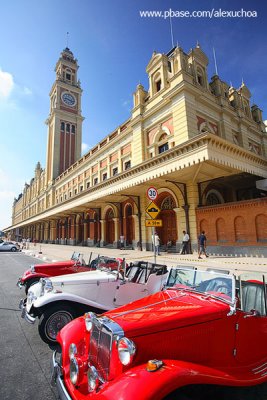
<box><xmin>145</xmin><ymin>219</ymin><xmax>163</xmax><ymax>227</ymax></box>
<box><xmin>145</xmin><ymin>201</ymin><xmax>160</xmax><ymax>219</ymax></box>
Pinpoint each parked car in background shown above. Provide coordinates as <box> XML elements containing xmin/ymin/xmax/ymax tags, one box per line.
<box><xmin>20</xmin><ymin>260</ymin><xmax>168</xmax><ymax>345</ymax></box>
<box><xmin>17</xmin><ymin>252</ymin><xmax>91</xmax><ymax>294</ymax></box>
<box><xmin>0</xmin><ymin>241</ymin><xmax>20</xmax><ymax>252</ymax></box>
<box><xmin>17</xmin><ymin>253</ymin><xmax>126</xmax><ymax>294</ymax></box>
<box><xmin>52</xmin><ymin>268</ymin><xmax>267</xmax><ymax>400</ymax></box>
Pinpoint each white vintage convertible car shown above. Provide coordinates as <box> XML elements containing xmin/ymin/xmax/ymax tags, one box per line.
<box><xmin>20</xmin><ymin>259</ymin><xmax>168</xmax><ymax>345</ymax></box>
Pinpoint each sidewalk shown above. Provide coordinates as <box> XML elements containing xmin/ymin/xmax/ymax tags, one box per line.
<box><xmin>23</xmin><ymin>243</ymin><xmax>267</xmax><ymax>274</ymax></box>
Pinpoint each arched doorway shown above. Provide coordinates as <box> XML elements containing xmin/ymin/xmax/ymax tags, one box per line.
<box><xmin>106</xmin><ymin>208</ymin><xmax>115</xmax><ymax>244</ymax></box>
<box><xmin>125</xmin><ymin>204</ymin><xmax>134</xmax><ymax>245</ymax></box>
<box><xmin>156</xmin><ymin>193</ymin><xmax>177</xmax><ymax>246</ymax></box>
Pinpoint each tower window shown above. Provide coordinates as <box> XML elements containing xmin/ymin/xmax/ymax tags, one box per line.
<box><xmin>103</xmin><ymin>173</ymin><xmax>107</xmax><ymax>181</ymax></box>
<box><xmin>61</xmin><ymin>122</ymin><xmax>65</xmax><ymax>131</ymax></box>
<box><xmin>94</xmin><ymin>178</ymin><xmax>98</xmax><ymax>185</ymax></box>
<box><xmin>66</xmin><ymin>73</ymin><xmax>71</xmax><ymax>81</ymax></box>
<box><xmin>66</xmin><ymin>124</ymin><xmax>70</xmax><ymax>133</ymax></box>
<box><xmin>168</xmin><ymin>61</ymin><xmax>172</xmax><ymax>73</ymax></box>
<box><xmin>196</xmin><ymin>68</ymin><xmax>204</xmax><ymax>86</ymax></box>
<box><xmin>86</xmin><ymin>182</ymin><xmax>90</xmax><ymax>189</ymax></box>
<box><xmin>71</xmin><ymin>125</ymin><xmax>75</xmax><ymax>134</ymax></box>
<box><xmin>156</xmin><ymin>79</ymin><xmax>161</xmax><ymax>92</ymax></box>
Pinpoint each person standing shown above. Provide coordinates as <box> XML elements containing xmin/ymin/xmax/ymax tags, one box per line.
<box><xmin>181</xmin><ymin>231</ymin><xmax>190</xmax><ymax>254</ymax></box>
<box><xmin>120</xmin><ymin>234</ymin><xmax>125</xmax><ymax>250</ymax></box>
<box><xmin>198</xmin><ymin>231</ymin><xmax>209</xmax><ymax>259</ymax></box>
<box><xmin>152</xmin><ymin>232</ymin><xmax>160</xmax><ymax>255</ymax></box>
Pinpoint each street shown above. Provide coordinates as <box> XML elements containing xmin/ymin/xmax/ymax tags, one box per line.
<box><xmin>0</xmin><ymin>252</ymin><xmax>57</xmax><ymax>400</ymax></box>
<box><xmin>0</xmin><ymin>250</ymin><xmax>267</xmax><ymax>399</ymax></box>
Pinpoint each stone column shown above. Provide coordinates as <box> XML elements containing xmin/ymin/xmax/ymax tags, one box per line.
<box><xmin>113</xmin><ymin>217</ymin><xmax>119</xmax><ymax>248</ymax></box>
<box><xmin>100</xmin><ymin>220</ymin><xmax>106</xmax><ymax>247</ymax></box>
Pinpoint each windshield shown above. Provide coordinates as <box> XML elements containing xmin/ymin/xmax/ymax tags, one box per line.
<box><xmin>166</xmin><ymin>268</ymin><xmax>235</xmax><ymax>305</ymax></box>
<box><xmin>91</xmin><ymin>256</ymin><xmax>121</xmax><ymax>273</ymax></box>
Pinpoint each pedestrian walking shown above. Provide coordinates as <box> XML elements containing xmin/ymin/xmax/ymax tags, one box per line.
<box><xmin>198</xmin><ymin>231</ymin><xmax>209</xmax><ymax>259</ymax></box>
<box><xmin>181</xmin><ymin>231</ymin><xmax>190</xmax><ymax>254</ymax></box>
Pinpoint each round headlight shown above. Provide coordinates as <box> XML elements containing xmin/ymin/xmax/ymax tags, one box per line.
<box><xmin>44</xmin><ymin>279</ymin><xmax>53</xmax><ymax>292</ymax></box>
<box><xmin>70</xmin><ymin>357</ymin><xmax>79</xmax><ymax>385</ymax></box>
<box><xmin>118</xmin><ymin>337</ymin><xmax>136</xmax><ymax>366</ymax></box>
<box><xmin>85</xmin><ymin>312</ymin><xmax>95</xmax><ymax>332</ymax></box>
<box><xmin>88</xmin><ymin>365</ymin><xmax>99</xmax><ymax>392</ymax></box>
<box><xmin>69</xmin><ymin>343</ymin><xmax>77</xmax><ymax>359</ymax></box>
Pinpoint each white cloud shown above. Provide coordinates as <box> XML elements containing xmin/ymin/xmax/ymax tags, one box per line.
<box><xmin>0</xmin><ymin>68</ymin><xmax>14</xmax><ymax>98</ymax></box>
<box><xmin>23</xmin><ymin>86</ymin><xmax>32</xmax><ymax>96</ymax></box>
<box><xmin>82</xmin><ymin>142</ymin><xmax>90</xmax><ymax>154</ymax></box>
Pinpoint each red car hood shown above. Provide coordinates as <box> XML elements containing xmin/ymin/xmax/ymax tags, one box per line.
<box><xmin>107</xmin><ymin>289</ymin><xmax>230</xmax><ymax>337</ymax></box>
<box><xmin>33</xmin><ymin>260</ymin><xmax>75</xmax><ymax>272</ymax></box>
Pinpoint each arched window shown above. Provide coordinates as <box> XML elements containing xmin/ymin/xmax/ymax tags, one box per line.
<box><xmin>153</xmin><ymin>72</ymin><xmax>162</xmax><ymax>93</ymax></box>
<box><xmin>65</xmin><ymin>68</ymin><xmax>72</xmax><ymax>82</ymax></box>
<box><xmin>161</xmin><ymin>196</ymin><xmax>175</xmax><ymax>210</ymax></box>
<box><xmin>61</xmin><ymin>122</ymin><xmax>65</xmax><ymax>131</ymax></box>
<box><xmin>196</xmin><ymin>67</ymin><xmax>205</xmax><ymax>87</ymax></box>
<box><xmin>158</xmin><ymin>133</ymin><xmax>167</xmax><ymax>142</ymax></box>
<box><xmin>206</xmin><ymin>190</ymin><xmax>224</xmax><ymax>205</ymax></box>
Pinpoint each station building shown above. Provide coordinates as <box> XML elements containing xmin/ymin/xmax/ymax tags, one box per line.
<box><xmin>8</xmin><ymin>44</ymin><xmax>267</xmax><ymax>255</ymax></box>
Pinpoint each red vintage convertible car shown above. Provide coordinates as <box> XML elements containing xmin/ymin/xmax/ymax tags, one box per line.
<box><xmin>52</xmin><ymin>268</ymin><xmax>267</xmax><ymax>399</ymax></box>
<box><xmin>17</xmin><ymin>253</ymin><xmax>124</xmax><ymax>294</ymax></box>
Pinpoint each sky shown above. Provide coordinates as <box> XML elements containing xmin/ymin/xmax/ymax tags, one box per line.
<box><xmin>0</xmin><ymin>0</ymin><xmax>266</xmax><ymax>230</ymax></box>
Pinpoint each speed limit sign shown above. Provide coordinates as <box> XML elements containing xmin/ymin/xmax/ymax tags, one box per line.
<box><xmin>147</xmin><ymin>186</ymin><xmax>158</xmax><ymax>201</ymax></box>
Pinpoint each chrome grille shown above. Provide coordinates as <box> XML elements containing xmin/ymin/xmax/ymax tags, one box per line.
<box><xmin>88</xmin><ymin>318</ymin><xmax>112</xmax><ymax>381</ymax></box>
<box><xmin>88</xmin><ymin>316</ymin><xmax>124</xmax><ymax>382</ymax></box>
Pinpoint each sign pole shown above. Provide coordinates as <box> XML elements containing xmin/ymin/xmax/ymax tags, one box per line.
<box><xmin>152</xmin><ymin>226</ymin><xmax>156</xmax><ymax>264</ymax></box>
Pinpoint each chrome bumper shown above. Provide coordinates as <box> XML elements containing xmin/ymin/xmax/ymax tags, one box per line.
<box><xmin>51</xmin><ymin>351</ymin><xmax>72</xmax><ymax>400</ymax></box>
<box><xmin>19</xmin><ymin>299</ymin><xmax>36</xmax><ymax>324</ymax></box>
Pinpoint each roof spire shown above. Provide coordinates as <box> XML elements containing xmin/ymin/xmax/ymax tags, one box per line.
<box><xmin>66</xmin><ymin>32</ymin><xmax>70</xmax><ymax>49</ymax></box>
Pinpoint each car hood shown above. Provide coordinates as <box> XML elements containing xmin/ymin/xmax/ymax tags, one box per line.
<box><xmin>107</xmin><ymin>289</ymin><xmax>231</xmax><ymax>337</ymax></box>
<box><xmin>50</xmin><ymin>269</ymin><xmax>118</xmax><ymax>285</ymax></box>
<box><xmin>33</xmin><ymin>260</ymin><xmax>75</xmax><ymax>272</ymax></box>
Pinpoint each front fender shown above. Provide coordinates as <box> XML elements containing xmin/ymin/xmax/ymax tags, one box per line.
<box><xmin>95</xmin><ymin>360</ymin><xmax>258</xmax><ymax>400</ymax></box>
<box><xmin>32</xmin><ymin>292</ymin><xmax>107</xmax><ymax>311</ymax></box>
<box><xmin>22</xmin><ymin>272</ymin><xmax>49</xmax><ymax>282</ymax></box>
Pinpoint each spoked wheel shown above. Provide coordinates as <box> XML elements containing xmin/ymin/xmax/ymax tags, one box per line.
<box><xmin>38</xmin><ymin>304</ymin><xmax>76</xmax><ymax>345</ymax></box>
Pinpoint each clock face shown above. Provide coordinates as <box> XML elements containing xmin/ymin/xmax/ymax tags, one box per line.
<box><xmin>61</xmin><ymin>92</ymin><xmax>76</xmax><ymax>107</ymax></box>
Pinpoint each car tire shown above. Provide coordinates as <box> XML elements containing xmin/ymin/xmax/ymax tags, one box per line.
<box><xmin>11</xmin><ymin>247</ymin><xmax>17</xmax><ymax>252</ymax></box>
<box><xmin>25</xmin><ymin>278</ymin><xmax>40</xmax><ymax>295</ymax></box>
<box><xmin>38</xmin><ymin>303</ymin><xmax>76</xmax><ymax>345</ymax></box>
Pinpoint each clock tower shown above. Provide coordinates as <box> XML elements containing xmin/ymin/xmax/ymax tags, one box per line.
<box><xmin>45</xmin><ymin>47</ymin><xmax>83</xmax><ymax>184</ymax></box>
